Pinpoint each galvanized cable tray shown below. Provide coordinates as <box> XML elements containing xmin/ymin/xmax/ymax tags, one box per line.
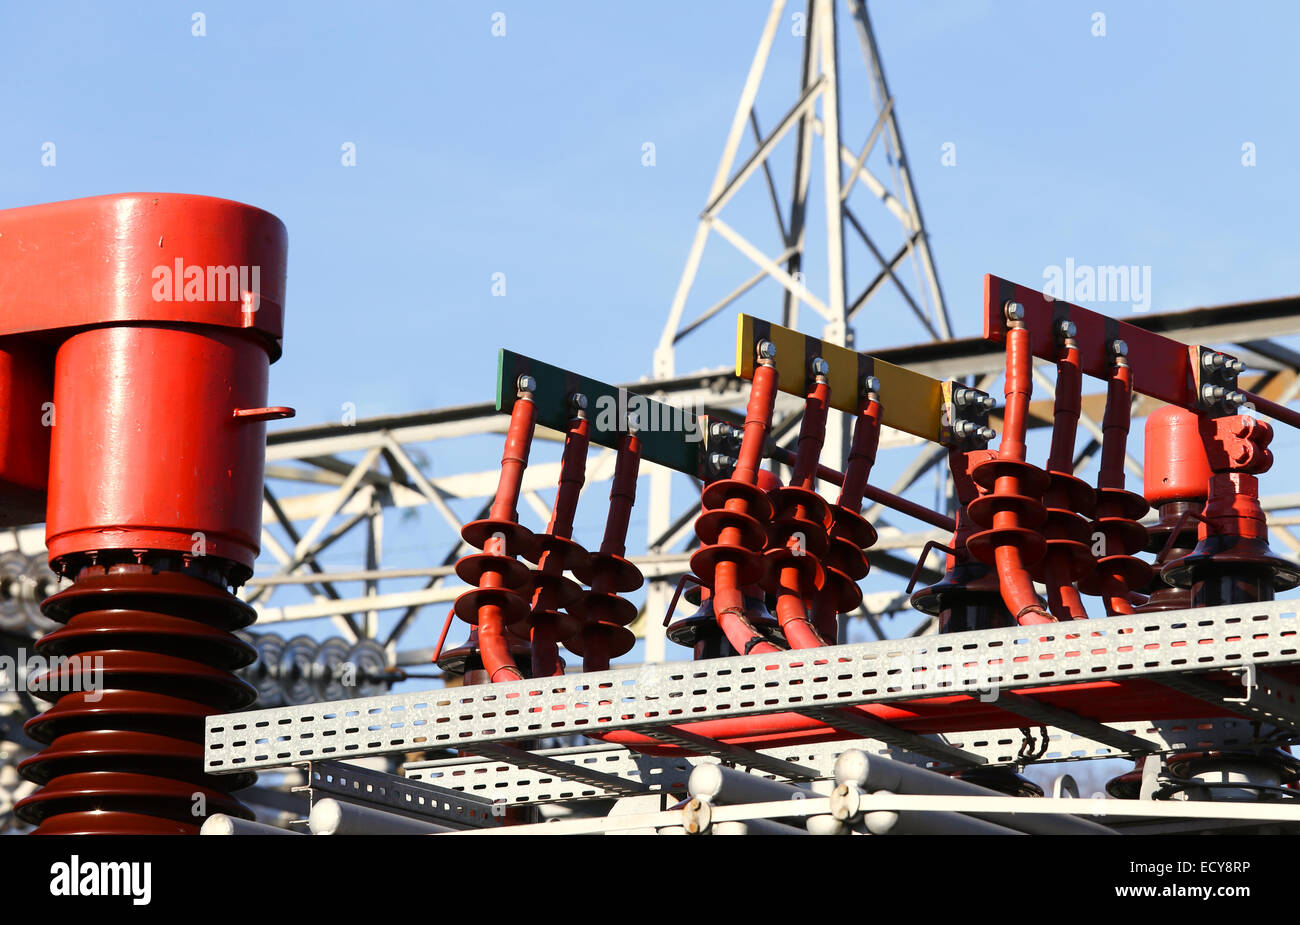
<box><xmin>403</xmin><ymin>717</ymin><xmax>1289</xmax><ymax>806</ymax></box>
<box><xmin>205</xmin><ymin>600</ymin><xmax>1300</xmax><ymax>776</ymax></box>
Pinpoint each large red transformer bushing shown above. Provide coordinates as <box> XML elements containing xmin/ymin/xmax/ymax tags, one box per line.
<box><xmin>0</xmin><ymin>193</ymin><xmax>289</xmax><ymax>834</ymax></box>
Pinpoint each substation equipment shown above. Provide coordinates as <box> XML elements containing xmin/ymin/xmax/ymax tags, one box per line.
<box><xmin>178</xmin><ymin>271</ymin><xmax>1300</xmax><ymax>835</ymax></box>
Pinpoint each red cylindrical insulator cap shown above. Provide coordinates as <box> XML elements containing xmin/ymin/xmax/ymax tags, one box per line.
<box><xmin>755</xmin><ymin>468</ymin><xmax>782</xmax><ymax>493</ymax></box>
<box><xmin>1144</xmin><ymin>405</ymin><xmax>1211</xmax><ymax>506</ymax></box>
<box><xmin>45</xmin><ymin>325</ymin><xmax>275</xmax><ymax>574</ymax></box>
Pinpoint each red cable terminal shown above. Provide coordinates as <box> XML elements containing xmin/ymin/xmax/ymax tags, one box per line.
<box><xmin>520</xmin><ymin>394</ymin><xmax>592</xmax><ymax>678</ymax></box>
<box><xmin>967</xmin><ymin>302</ymin><xmax>1053</xmax><ymax>625</ymax></box>
<box><xmin>1076</xmin><ymin>340</ymin><xmax>1153</xmax><ymax>614</ymax></box>
<box><xmin>568</xmin><ymin>429</ymin><xmax>644</xmax><ymax>670</ymax></box>
<box><xmin>447</xmin><ymin>375</ymin><xmax>541</xmax><ymax>683</ymax></box>
<box><xmin>1034</xmin><ymin>319</ymin><xmax>1096</xmax><ymax>620</ymax></box>
<box><xmin>764</xmin><ymin>356</ymin><xmax>833</xmax><ymax>649</ymax></box>
<box><xmin>690</xmin><ymin>340</ymin><xmax>785</xmax><ymax>656</ymax></box>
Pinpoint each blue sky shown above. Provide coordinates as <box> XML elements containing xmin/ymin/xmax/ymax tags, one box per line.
<box><xmin>4</xmin><ymin>1</ymin><xmax>1299</xmax><ymax>658</ymax></box>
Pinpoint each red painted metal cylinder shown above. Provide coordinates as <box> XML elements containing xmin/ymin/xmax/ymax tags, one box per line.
<box><xmin>46</xmin><ymin>325</ymin><xmax>274</xmax><ymax>578</ymax></box>
<box><xmin>2</xmin><ymin>193</ymin><xmax>289</xmax><ymax>835</ymax></box>
<box><xmin>1144</xmin><ymin>405</ymin><xmax>1211</xmax><ymax>506</ymax></box>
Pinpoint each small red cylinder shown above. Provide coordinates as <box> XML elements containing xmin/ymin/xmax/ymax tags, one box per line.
<box><xmin>45</xmin><ymin>325</ymin><xmax>273</xmax><ymax>575</ymax></box>
<box><xmin>1144</xmin><ymin>405</ymin><xmax>1212</xmax><ymax>506</ymax></box>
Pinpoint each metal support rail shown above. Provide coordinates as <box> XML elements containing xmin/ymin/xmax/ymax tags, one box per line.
<box><xmin>445</xmin><ymin>793</ymin><xmax>1300</xmax><ymax>836</ymax></box>
<box><xmin>206</xmin><ymin>600</ymin><xmax>1300</xmax><ymax>775</ymax></box>
<box><xmin>296</xmin><ymin>759</ymin><xmax>501</xmax><ymax>829</ymax></box>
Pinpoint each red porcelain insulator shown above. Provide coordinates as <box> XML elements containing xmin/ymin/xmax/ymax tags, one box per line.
<box><xmin>691</xmin><ymin>362</ymin><xmax>784</xmax><ymax>656</ymax></box>
<box><xmin>568</xmin><ymin>432</ymin><xmax>644</xmax><ymax>670</ymax></box>
<box><xmin>968</xmin><ymin>326</ymin><xmax>1053</xmax><ymax>625</ymax></box>
<box><xmin>453</xmin><ymin>394</ymin><xmax>539</xmax><ymax>683</ymax></box>
<box><xmin>16</xmin><ymin>564</ymin><xmax>259</xmax><ymax>834</ymax></box>
<box><xmin>1076</xmin><ymin>359</ymin><xmax>1152</xmax><ymax>613</ymax></box>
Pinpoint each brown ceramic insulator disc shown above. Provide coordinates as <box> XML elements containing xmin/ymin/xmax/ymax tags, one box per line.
<box><xmin>524</xmin><ymin>534</ymin><xmax>589</xmax><ymax>571</ymax></box>
<box><xmin>563</xmin><ymin>621</ymin><xmax>636</xmax><ymax>660</ymax></box>
<box><xmin>689</xmin><ymin>545</ymin><xmax>764</xmax><ymax>588</ymax></box>
<box><xmin>454</xmin><ymin>552</ymin><xmax>531</xmax><ymax>589</ymax></box>
<box><xmin>828</xmin><ymin>506</ymin><xmax>878</xmax><ymax>550</ymax></box>
<box><xmin>568</xmin><ymin>590</ymin><xmax>638</xmax><ymax>629</ymax></box>
<box><xmin>970</xmin><ymin>458</ymin><xmax>1050</xmax><ymax>496</ymax></box>
<box><xmin>694</xmin><ymin>507</ymin><xmax>768</xmax><ymax>551</ymax></box>
<box><xmin>967</xmin><ymin>492</ymin><xmax>1048</xmax><ymax>530</ymax></box>
<box><xmin>762</xmin><ymin>547</ymin><xmax>825</xmax><ymax>594</ymax></box>
<box><xmin>572</xmin><ymin>552</ymin><xmax>643</xmax><ymax>594</ymax></box>
<box><xmin>460</xmin><ymin>519</ymin><xmax>538</xmax><ymax>559</ymax></box>
<box><xmin>15</xmin><ymin>567</ymin><xmax>260</xmax><ymax>835</ymax></box>
<box><xmin>453</xmin><ymin>586</ymin><xmax>530</xmax><ymax>626</ymax></box>
<box><xmin>700</xmin><ymin>479</ymin><xmax>774</xmax><ymax>522</ymax></box>
<box><xmin>966</xmin><ymin>525</ymin><xmax>1048</xmax><ymax>567</ymax></box>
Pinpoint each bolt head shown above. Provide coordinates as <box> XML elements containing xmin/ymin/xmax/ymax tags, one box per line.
<box><xmin>810</xmin><ymin>357</ymin><xmax>830</xmax><ymax>377</ymax></box>
<box><xmin>1203</xmin><ymin>352</ymin><xmax>1225</xmax><ymax>369</ymax></box>
<box><xmin>1226</xmin><ymin>358</ymin><xmax>1245</xmax><ymax>375</ymax></box>
<box><xmin>569</xmin><ymin>391</ymin><xmax>588</xmax><ymax>411</ymax></box>
<box><xmin>978</xmin><ymin>426</ymin><xmax>997</xmax><ymax>441</ymax></box>
<box><xmin>517</xmin><ymin>375</ymin><xmax>537</xmax><ymax>393</ymax></box>
<box><xmin>757</xmin><ymin>340</ymin><xmax>777</xmax><ymax>360</ymax></box>
<box><xmin>1058</xmin><ymin>320</ymin><xmax>1077</xmax><ymax>339</ymax></box>
<box><xmin>1004</xmin><ymin>301</ymin><xmax>1025</xmax><ymax>322</ymax></box>
<box><xmin>863</xmin><ymin>375</ymin><xmax>881</xmax><ymax>395</ymax></box>
<box><xmin>979</xmin><ymin>394</ymin><xmax>996</xmax><ymax>411</ymax></box>
<box><xmin>1111</xmin><ymin>339</ymin><xmax>1128</xmax><ymax>357</ymax></box>
<box><xmin>1201</xmin><ymin>383</ymin><xmax>1226</xmax><ymax>403</ymax></box>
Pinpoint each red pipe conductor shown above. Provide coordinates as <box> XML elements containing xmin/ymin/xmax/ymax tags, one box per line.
<box><xmin>967</xmin><ymin>303</ymin><xmax>1053</xmax><ymax>625</ymax></box>
<box><xmin>1034</xmin><ymin>321</ymin><xmax>1095</xmax><ymax>621</ymax></box>
<box><xmin>691</xmin><ymin>345</ymin><xmax>784</xmax><ymax>657</ymax></box>
<box><xmin>3</xmin><ymin>193</ymin><xmax>290</xmax><ymax>835</ymax></box>
<box><xmin>521</xmin><ymin>401</ymin><xmax>591</xmax><ymax>678</ymax></box>
<box><xmin>569</xmin><ymin>431</ymin><xmax>644</xmax><ymax>671</ymax></box>
<box><xmin>1075</xmin><ymin>342</ymin><xmax>1152</xmax><ymax>614</ymax></box>
<box><xmin>765</xmin><ymin>362</ymin><xmax>833</xmax><ymax>649</ymax></box>
<box><xmin>452</xmin><ymin>379</ymin><xmax>541</xmax><ymax>684</ymax></box>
